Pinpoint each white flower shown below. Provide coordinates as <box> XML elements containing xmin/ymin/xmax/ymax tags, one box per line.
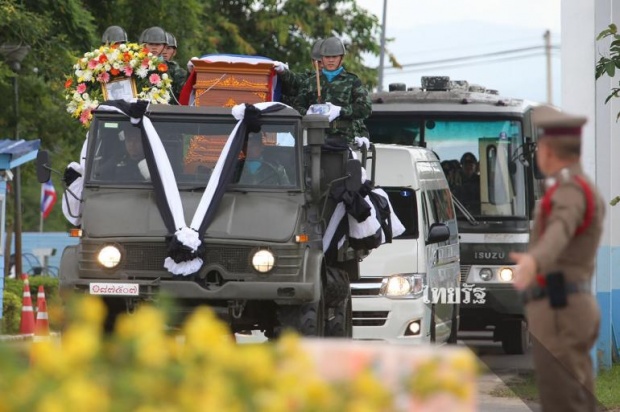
<box><xmin>82</xmin><ymin>71</ymin><xmax>93</xmax><ymax>82</ymax></box>
<box><xmin>136</xmin><ymin>67</ymin><xmax>148</xmax><ymax>78</ymax></box>
<box><xmin>162</xmin><ymin>73</ymin><xmax>169</xmax><ymax>80</ymax></box>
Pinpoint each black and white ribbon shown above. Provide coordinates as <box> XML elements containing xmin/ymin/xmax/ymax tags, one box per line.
<box><xmin>98</xmin><ymin>100</ymin><xmax>287</xmax><ymax>276</ymax></box>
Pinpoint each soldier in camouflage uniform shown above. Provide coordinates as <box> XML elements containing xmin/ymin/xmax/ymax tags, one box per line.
<box><xmin>162</xmin><ymin>32</ymin><xmax>188</xmax><ymax>103</ymax></box>
<box><xmin>295</xmin><ymin>36</ymin><xmax>372</xmax><ymax>146</ymax></box>
<box><xmin>101</xmin><ymin>26</ymin><xmax>127</xmax><ymax>45</ymax></box>
<box><xmin>274</xmin><ymin>39</ymin><xmax>323</xmax><ymax>107</ymax></box>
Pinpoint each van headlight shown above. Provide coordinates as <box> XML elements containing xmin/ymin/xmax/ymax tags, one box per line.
<box><xmin>97</xmin><ymin>245</ymin><xmax>122</xmax><ymax>269</ymax></box>
<box><xmin>380</xmin><ymin>274</ymin><xmax>425</xmax><ymax>299</ymax></box>
<box><xmin>252</xmin><ymin>250</ymin><xmax>275</xmax><ymax>273</ymax></box>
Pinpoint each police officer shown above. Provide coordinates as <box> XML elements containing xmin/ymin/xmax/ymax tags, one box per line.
<box><xmin>510</xmin><ymin>105</ymin><xmax>604</xmax><ymax>412</ymax></box>
<box><xmin>162</xmin><ymin>32</ymin><xmax>188</xmax><ymax>103</ymax></box>
<box><xmin>295</xmin><ymin>36</ymin><xmax>372</xmax><ymax>147</ymax></box>
<box><xmin>139</xmin><ymin>26</ymin><xmax>167</xmax><ymax>57</ymax></box>
<box><xmin>101</xmin><ymin>25</ymin><xmax>128</xmax><ymax>45</ymax></box>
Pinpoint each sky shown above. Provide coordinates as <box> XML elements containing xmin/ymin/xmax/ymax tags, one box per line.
<box><xmin>355</xmin><ymin>0</ymin><xmax>562</xmax><ymax>104</ymax></box>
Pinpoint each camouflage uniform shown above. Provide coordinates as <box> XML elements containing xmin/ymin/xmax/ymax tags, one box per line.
<box><xmin>166</xmin><ymin>60</ymin><xmax>188</xmax><ymax>103</ymax></box>
<box><xmin>278</xmin><ymin>69</ymin><xmax>314</xmax><ymax>107</ymax></box>
<box><xmin>238</xmin><ymin>160</ymin><xmax>290</xmax><ymax>186</ymax></box>
<box><xmin>295</xmin><ymin>69</ymin><xmax>372</xmax><ymax>142</ymax></box>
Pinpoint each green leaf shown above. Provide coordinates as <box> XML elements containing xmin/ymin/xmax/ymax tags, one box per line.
<box><xmin>606</xmin><ymin>61</ymin><xmax>616</xmax><ymax>77</ymax></box>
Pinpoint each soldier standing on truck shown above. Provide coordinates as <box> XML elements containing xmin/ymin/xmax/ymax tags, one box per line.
<box><xmin>162</xmin><ymin>32</ymin><xmax>188</xmax><ymax>103</ymax></box>
<box><xmin>273</xmin><ymin>39</ymin><xmax>323</xmax><ymax>107</ymax></box>
<box><xmin>139</xmin><ymin>26</ymin><xmax>167</xmax><ymax>57</ymax></box>
<box><xmin>510</xmin><ymin>105</ymin><xmax>604</xmax><ymax>412</ymax></box>
<box><xmin>294</xmin><ymin>36</ymin><xmax>372</xmax><ymax>148</ymax></box>
<box><xmin>101</xmin><ymin>26</ymin><xmax>128</xmax><ymax>45</ymax></box>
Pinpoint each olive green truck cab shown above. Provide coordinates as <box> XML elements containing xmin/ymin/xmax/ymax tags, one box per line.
<box><xmin>38</xmin><ymin>104</ymin><xmax>366</xmax><ymax>337</ymax></box>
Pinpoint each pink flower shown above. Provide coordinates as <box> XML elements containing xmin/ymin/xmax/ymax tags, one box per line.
<box><xmin>97</xmin><ymin>72</ymin><xmax>110</xmax><ymax>83</ymax></box>
<box><xmin>124</xmin><ymin>66</ymin><xmax>133</xmax><ymax>76</ymax></box>
<box><xmin>142</xmin><ymin>58</ymin><xmax>150</xmax><ymax>68</ymax></box>
<box><xmin>88</xmin><ymin>59</ymin><xmax>98</xmax><ymax>69</ymax></box>
<box><xmin>76</xmin><ymin>83</ymin><xmax>87</xmax><ymax>94</ymax></box>
<box><xmin>80</xmin><ymin>108</ymin><xmax>92</xmax><ymax>124</ymax></box>
<box><xmin>149</xmin><ymin>73</ymin><xmax>162</xmax><ymax>86</ymax></box>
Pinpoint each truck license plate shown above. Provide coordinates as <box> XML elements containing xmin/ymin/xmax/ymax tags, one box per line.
<box><xmin>89</xmin><ymin>283</ymin><xmax>139</xmax><ymax>296</ymax></box>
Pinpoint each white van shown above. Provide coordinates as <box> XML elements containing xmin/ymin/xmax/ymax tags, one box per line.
<box><xmin>352</xmin><ymin>144</ymin><xmax>460</xmax><ymax>344</ymax></box>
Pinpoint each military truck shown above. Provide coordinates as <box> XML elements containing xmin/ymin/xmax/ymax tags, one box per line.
<box><xmin>364</xmin><ymin>76</ymin><xmax>542</xmax><ymax>354</ymax></box>
<box><xmin>37</xmin><ymin>103</ymin><xmax>371</xmax><ymax>338</ymax></box>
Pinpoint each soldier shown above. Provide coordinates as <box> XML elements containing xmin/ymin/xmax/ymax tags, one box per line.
<box><xmin>101</xmin><ymin>26</ymin><xmax>128</xmax><ymax>45</ymax></box>
<box><xmin>162</xmin><ymin>32</ymin><xmax>188</xmax><ymax>103</ymax></box>
<box><xmin>295</xmin><ymin>36</ymin><xmax>372</xmax><ymax>148</ymax></box>
<box><xmin>509</xmin><ymin>105</ymin><xmax>604</xmax><ymax>412</ymax></box>
<box><xmin>274</xmin><ymin>39</ymin><xmax>324</xmax><ymax>107</ymax></box>
<box><xmin>138</xmin><ymin>26</ymin><xmax>167</xmax><ymax>57</ymax></box>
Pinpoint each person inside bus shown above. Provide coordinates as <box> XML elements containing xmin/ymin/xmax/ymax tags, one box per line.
<box><xmin>455</xmin><ymin>152</ymin><xmax>481</xmax><ymax>214</ymax></box>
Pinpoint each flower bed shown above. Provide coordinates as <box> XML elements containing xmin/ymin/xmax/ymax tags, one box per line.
<box><xmin>0</xmin><ymin>296</ymin><xmax>477</xmax><ymax>411</ymax></box>
<box><xmin>64</xmin><ymin>43</ymin><xmax>172</xmax><ymax>127</ymax></box>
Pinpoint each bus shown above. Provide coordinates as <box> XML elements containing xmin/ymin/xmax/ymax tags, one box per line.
<box><xmin>363</xmin><ymin>76</ymin><xmax>542</xmax><ymax>354</ymax></box>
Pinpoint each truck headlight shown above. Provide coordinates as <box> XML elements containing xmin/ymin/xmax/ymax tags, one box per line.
<box><xmin>479</xmin><ymin>268</ymin><xmax>493</xmax><ymax>281</ymax></box>
<box><xmin>499</xmin><ymin>267</ymin><xmax>514</xmax><ymax>282</ymax></box>
<box><xmin>97</xmin><ymin>245</ymin><xmax>122</xmax><ymax>269</ymax></box>
<box><xmin>380</xmin><ymin>274</ymin><xmax>425</xmax><ymax>298</ymax></box>
<box><xmin>252</xmin><ymin>250</ymin><xmax>275</xmax><ymax>273</ymax></box>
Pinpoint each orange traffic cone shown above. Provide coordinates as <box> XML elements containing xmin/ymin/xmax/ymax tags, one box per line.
<box><xmin>34</xmin><ymin>286</ymin><xmax>50</xmax><ymax>342</ymax></box>
<box><xmin>19</xmin><ymin>276</ymin><xmax>35</xmax><ymax>335</ymax></box>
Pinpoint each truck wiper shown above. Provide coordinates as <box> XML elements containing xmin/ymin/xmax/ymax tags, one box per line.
<box><xmin>451</xmin><ymin>194</ymin><xmax>479</xmax><ymax>226</ymax></box>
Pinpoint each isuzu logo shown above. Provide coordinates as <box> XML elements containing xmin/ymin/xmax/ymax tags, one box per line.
<box><xmin>474</xmin><ymin>251</ymin><xmax>506</xmax><ymax>260</ymax></box>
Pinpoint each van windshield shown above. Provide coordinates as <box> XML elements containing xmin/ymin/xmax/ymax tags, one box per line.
<box><xmin>87</xmin><ymin>118</ymin><xmax>299</xmax><ymax>189</ymax></box>
<box><xmin>367</xmin><ymin>116</ymin><xmax>526</xmax><ymax>218</ymax></box>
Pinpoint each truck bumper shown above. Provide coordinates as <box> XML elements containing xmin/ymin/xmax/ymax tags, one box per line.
<box><xmin>459</xmin><ymin>284</ymin><xmax>524</xmax><ymax>330</ymax></box>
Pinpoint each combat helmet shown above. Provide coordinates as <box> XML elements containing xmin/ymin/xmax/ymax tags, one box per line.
<box><xmin>165</xmin><ymin>32</ymin><xmax>178</xmax><ymax>48</ymax></box>
<box><xmin>101</xmin><ymin>26</ymin><xmax>128</xmax><ymax>45</ymax></box>
<box><xmin>139</xmin><ymin>26</ymin><xmax>167</xmax><ymax>44</ymax></box>
<box><xmin>310</xmin><ymin>39</ymin><xmax>324</xmax><ymax>61</ymax></box>
<box><xmin>320</xmin><ymin>36</ymin><xmax>346</xmax><ymax>57</ymax></box>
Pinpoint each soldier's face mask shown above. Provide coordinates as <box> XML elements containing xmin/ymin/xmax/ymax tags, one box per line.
<box><xmin>246</xmin><ymin>160</ymin><xmax>261</xmax><ymax>174</ymax></box>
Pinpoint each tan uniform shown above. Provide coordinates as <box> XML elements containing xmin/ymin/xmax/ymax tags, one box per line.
<box><xmin>526</xmin><ymin>163</ymin><xmax>604</xmax><ymax>412</ymax></box>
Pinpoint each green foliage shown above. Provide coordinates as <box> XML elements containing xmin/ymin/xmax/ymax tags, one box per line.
<box><xmin>1</xmin><ymin>291</ymin><xmax>21</xmax><ymax>334</ymax></box>
<box><xmin>596</xmin><ymin>24</ymin><xmax>620</xmax><ymax>119</ymax></box>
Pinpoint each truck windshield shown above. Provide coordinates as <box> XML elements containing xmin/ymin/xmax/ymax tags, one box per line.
<box><xmin>367</xmin><ymin>117</ymin><xmax>526</xmax><ymax>218</ymax></box>
<box><xmin>88</xmin><ymin>118</ymin><xmax>299</xmax><ymax>189</ymax></box>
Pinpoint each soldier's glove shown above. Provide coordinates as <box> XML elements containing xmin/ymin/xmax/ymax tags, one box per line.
<box><xmin>354</xmin><ymin>136</ymin><xmax>370</xmax><ymax>150</ymax></box>
<box><xmin>138</xmin><ymin>159</ymin><xmax>151</xmax><ymax>181</ymax></box>
<box><xmin>326</xmin><ymin>102</ymin><xmax>342</xmax><ymax>122</ymax></box>
<box><xmin>187</xmin><ymin>57</ymin><xmax>199</xmax><ymax>72</ymax></box>
<box><xmin>63</xmin><ymin>166</ymin><xmax>82</xmax><ymax>187</ymax></box>
<box><xmin>273</xmin><ymin>61</ymin><xmax>289</xmax><ymax>73</ymax></box>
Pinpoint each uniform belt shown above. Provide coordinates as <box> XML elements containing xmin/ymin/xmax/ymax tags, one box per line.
<box><xmin>522</xmin><ymin>280</ymin><xmax>591</xmax><ymax>304</ymax></box>
<box><xmin>331</xmin><ymin>119</ymin><xmax>352</xmax><ymax>128</ymax></box>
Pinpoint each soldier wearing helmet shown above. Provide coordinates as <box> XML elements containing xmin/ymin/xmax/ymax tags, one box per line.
<box><xmin>101</xmin><ymin>26</ymin><xmax>128</xmax><ymax>45</ymax></box>
<box><xmin>295</xmin><ymin>36</ymin><xmax>372</xmax><ymax>147</ymax></box>
<box><xmin>274</xmin><ymin>39</ymin><xmax>325</xmax><ymax>107</ymax></box>
<box><xmin>162</xmin><ymin>32</ymin><xmax>187</xmax><ymax>103</ymax></box>
<box><xmin>139</xmin><ymin>26</ymin><xmax>167</xmax><ymax>57</ymax></box>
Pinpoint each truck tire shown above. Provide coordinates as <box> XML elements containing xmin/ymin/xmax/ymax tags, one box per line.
<box><xmin>275</xmin><ymin>295</ymin><xmax>326</xmax><ymax>337</ymax></box>
<box><xmin>325</xmin><ymin>291</ymin><xmax>352</xmax><ymax>337</ymax></box>
<box><xmin>324</xmin><ymin>267</ymin><xmax>349</xmax><ymax>308</ymax></box>
<box><xmin>501</xmin><ymin>319</ymin><xmax>530</xmax><ymax>354</ymax></box>
<box><xmin>447</xmin><ymin>304</ymin><xmax>459</xmax><ymax>344</ymax></box>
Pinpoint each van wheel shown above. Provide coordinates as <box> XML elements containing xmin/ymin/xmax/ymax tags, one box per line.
<box><xmin>447</xmin><ymin>304</ymin><xmax>459</xmax><ymax>344</ymax></box>
<box><xmin>501</xmin><ymin>319</ymin><xmax>530</xmax><ymax>354</ymax></box>
<box><xmin>429</xmin><ymin>304</ymin><xmax>436</xmax><ymax>344</ymax></box>
<box><xmin>325</xmin><ymin>292</ymin><xmax>352</xmax><ymax>337</ymax></box>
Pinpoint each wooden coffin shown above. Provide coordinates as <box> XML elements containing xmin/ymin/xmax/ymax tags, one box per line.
<box><xmin>191</xmin><ymin>59</ymin><xmax>275</xmax><ymax>107</ymax></box>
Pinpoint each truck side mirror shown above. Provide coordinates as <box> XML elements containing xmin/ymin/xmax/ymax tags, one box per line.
<box><xmin>427</xmin><ymin>222</ymin><xmax>450</xmax><ymax>244</ymax></box>
<box><xmin>36</xmin><ymin>150</ymin><xmax>52</xmax><ymax>183</ymax></box>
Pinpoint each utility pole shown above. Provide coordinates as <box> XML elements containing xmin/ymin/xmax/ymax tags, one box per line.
<box><xmin>377</xmin><ymin>0</ymin><xmax>388</xmax><ymax>92</ymax></box>
<box><xmin>544</xmin><ymin>30</ymin><xmax>553</xmax><ymax>105</ymax></box>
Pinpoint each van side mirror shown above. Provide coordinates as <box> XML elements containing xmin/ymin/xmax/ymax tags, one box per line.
<box><xmin>36</xmin><ymin>150</ymin><xmax>52</xmax><ymax>183</ymax></box>
<box><xmin>427</xmin><ymin>222</ymin><xmax>450</xmax><ymax>244</ymax></box>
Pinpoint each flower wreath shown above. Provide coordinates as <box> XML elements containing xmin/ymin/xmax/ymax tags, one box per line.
<box><xmin>64</xmin><ymin>42</ymin><xmax>173</xmax><ymax>127</ymax></box>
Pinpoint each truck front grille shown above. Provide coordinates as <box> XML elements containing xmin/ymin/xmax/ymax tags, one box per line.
<box><xmin>460</xmin><ymin>265</ymin><xmax>471</xmax><ymax>283</ymax></box>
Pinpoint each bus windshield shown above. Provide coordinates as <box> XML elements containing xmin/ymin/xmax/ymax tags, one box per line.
<box><xmin>367</xmin><ymin>117</ymin><xmax>526</xmax><ymax>218</ymax></box>
<box><xmin>87</xmin><ymin>118</ymin><xmax>299</xmax><ymax>189</ymax></box>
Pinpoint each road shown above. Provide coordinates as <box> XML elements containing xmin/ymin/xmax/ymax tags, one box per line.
<box><xmin>461</xmin><ymin>330</ymin><xmax>541</xmax><ymax>412</ymax></box>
